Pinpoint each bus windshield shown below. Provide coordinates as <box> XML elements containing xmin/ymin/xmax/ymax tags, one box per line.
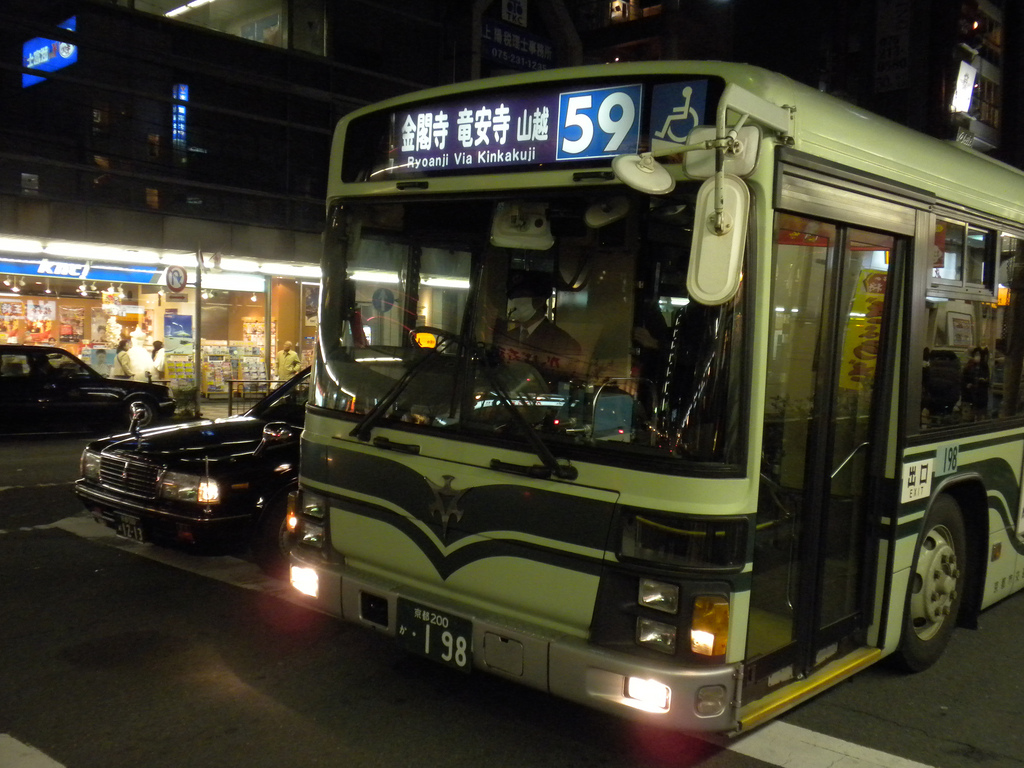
<box><xmin>316</xmin><ymin>190</ymin><xmax>745</xmax><ymax>468</ymax></box>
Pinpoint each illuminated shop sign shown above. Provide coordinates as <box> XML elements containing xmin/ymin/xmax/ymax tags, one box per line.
<box><xmin>172</xmin><ymin>84</ymin><xmax>189</xmax><ymax>150</ymax></box>
<box><xmin>383</xmin><ymin>79</ymin><xmax>708</xmax><ymax>177</ymax></box>
<box><xmin>0</xmin><ymin>258</ymin><xmax>162</xmax><ymax>285</ymax></box>
<box><xmin>481</xmin><ymin>18</ymin><xmax>553</xmax><ymax>72</ymax></box>
<box><xmin>22</xmin><ymin>17</ymin><xmax>78</xmax><ymax>88</ymax></box>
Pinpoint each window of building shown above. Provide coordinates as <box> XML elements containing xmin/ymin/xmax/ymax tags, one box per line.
<box><xmin>132</xmin><ymin>0</ymin><xmax>325</xmax><ymax>53</ymax></box>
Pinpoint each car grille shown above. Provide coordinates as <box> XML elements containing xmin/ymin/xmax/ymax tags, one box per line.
<box><xmin>99</xmin><ymin>455</ymin><xmax>161</xmax><ymax>499</ymax></box>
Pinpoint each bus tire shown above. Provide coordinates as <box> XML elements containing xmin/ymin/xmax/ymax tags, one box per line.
<box><xmin>894</xmin><ymin>493</ymin><xmax>966</xmax><ymax>672</ymax></box>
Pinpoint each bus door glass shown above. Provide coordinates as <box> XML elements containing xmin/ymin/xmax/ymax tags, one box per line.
<box><xmin>748</xmin><ymin>214</ymin><xmax>896</xmax><ymax>697</ymax></box>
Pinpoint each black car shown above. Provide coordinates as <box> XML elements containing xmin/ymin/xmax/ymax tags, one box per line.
<box><xmin>0</xmin><ymin>344</ymin><xmax>176</xmax><ymax>433</ymax></box>
<box><xmin>75</xmin><ymin>369</ymin><xmax>309</xmax><ymax>577</ymax></box>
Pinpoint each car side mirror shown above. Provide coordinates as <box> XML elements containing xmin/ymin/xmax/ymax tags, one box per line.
<box><xmin>255</xmin><ymin>421</ymin><xmax>297</xmax><ymax>457</ymax></box>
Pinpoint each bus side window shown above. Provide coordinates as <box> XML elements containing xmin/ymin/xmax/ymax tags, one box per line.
<box><xmin>919</xmin><ymin>227</ymin><xmax>1024</xmax><ymax>428</ymax></box>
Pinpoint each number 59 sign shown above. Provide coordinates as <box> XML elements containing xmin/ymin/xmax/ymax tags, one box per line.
<box><xmin>556</xmin><ymin>84</ymin><xmax>642</xmax><ymax>160</ymax></box>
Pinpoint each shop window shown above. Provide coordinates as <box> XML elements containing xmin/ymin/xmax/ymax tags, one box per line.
<box><xmin>149</xmin><ymin>0</ymin><xmax>292</xmax><ymax>51</ymax></box>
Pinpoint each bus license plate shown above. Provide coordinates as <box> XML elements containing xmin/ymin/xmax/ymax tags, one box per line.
<box><xmin>396</xmin><ymin>599</ymin><xmax>472</xmax><ymax>672</ymax></box>
<box><xmin>114</xmin><ymin>513</ymin><xmax>146</xmax><ymax>542</ymax></box>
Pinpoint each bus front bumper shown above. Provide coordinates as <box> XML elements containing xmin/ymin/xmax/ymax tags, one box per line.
<box><xmin>289</xmin><ymin>551</ymin><xmax>740</xmax><ymax>733</ymax></box>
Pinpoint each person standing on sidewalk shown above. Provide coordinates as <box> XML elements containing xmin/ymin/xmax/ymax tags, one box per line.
<box><xmin>276</xmin><ymin>340</ymin><xmax>300</xmax><ymax>382</ymax></box>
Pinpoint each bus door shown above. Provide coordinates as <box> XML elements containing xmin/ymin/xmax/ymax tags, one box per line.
<box><xmin>744</xmin><ymin>209</ymin><xmax>904</xmax><ymax>705</ymax></box>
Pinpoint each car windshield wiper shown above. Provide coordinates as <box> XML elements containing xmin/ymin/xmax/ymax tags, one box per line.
<box><xmin>474</xmin><ymin>346</ymin><xmax>578</xmax><ymax>482</ymax></box>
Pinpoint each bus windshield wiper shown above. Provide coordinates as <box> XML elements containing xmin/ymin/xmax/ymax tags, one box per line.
<box><xmin>475</xmin><ymin>348</ymin><xmax>578</xmax><ymax>482</ymax></box>
<box><xmin>349</xmin><ymin>342</ymin><xmax>453</xmax><ymax>442</ymax></box>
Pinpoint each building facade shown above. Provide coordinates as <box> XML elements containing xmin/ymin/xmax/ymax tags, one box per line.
<box><xmin>3</xmin><ymin>0</ymin><xmax>1022</xmax><ymax>401</ymax></box>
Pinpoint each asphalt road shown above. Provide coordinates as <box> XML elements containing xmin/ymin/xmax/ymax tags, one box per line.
<box><xmin>1</xmin><ymin>436</ymin><xmax>1022</xmax><ymax>768</ymax></box>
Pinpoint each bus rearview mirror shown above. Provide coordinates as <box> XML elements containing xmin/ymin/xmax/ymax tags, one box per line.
<box><xmin>687</xmin><ymin>175</ymin><xmax>749</xmax><ymax>306</ymax></box>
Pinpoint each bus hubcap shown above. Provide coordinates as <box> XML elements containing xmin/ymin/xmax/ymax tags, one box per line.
<box><xmin>910</xmin><ymin>524</ymin><xmax>959</xmax><ymax>640</ymax></box>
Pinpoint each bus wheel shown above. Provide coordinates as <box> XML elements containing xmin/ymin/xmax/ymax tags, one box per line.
<box><xmin>895</xmin><ymin>493</ymin><xmax>966</xmax><ymax>672</ymax></box>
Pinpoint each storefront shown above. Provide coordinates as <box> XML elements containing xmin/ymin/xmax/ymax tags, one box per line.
<box><xmin>0</xmin><ymin>240</ymin><xmax>319</xmax><ymax>396</ymax></box>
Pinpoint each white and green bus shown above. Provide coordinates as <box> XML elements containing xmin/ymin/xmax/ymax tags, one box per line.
<box><xmin>288</xmin><ymin>61</ymin><xmax>1024</xmax><ymax>733</ymax></box>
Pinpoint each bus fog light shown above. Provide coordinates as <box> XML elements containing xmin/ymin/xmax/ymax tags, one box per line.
<box><xmin>291</xmin><ymin>565</ymin><xmax>319</xmax><ymax>597</ymax></box>
<box><xmin>300</xmin><ymin>522</ymin><xmax>324</xmax><ymax>546</ymax></box>
<box><xmin>638</xmin><ymin>578</ymin><xmax>679</xmax><ymax>614</ymax></box>
<box><xmin>695</xmin><ymin>684</ymin><xmax>728</xmax><ymax>717</ymax></box>
<box><xmin>636</xmin><ymin>617</ymin><xmax>677</xmax><ymax>654</ymax></box>
<box><xmin>691</xmin><ymin>595</ymin><xmax>729</xmax><ymax>656</ymax></box>
<box><xmin>625</xmin><ymin>677</ymin><xmax>671</xmax><ymax>712</ymax></box>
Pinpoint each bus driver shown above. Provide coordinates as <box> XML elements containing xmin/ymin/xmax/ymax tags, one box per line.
<box><xmin>492</xmin><ymin>271</ymin><xmax>581</xmax><ymax>377</ymax></box>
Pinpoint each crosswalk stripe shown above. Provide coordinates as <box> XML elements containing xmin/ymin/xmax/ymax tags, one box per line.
<box><xmin>0</xmin><ymin>735</ymin><xmax>66</xmax><ymax>768</ymax></box>
<box><xmin>725</xmin><ymin>721</ymin><xmax>935</xmax><ymax>768</ymax></box>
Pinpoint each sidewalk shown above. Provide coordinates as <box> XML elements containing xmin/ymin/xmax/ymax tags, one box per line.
<box><xmin>169</xmin><ymin>397</ymin><xmax>237</xmax><ymax>423</ymax></box>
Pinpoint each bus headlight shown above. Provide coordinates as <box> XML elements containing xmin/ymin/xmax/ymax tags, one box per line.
<box><xmin>636</xmin><ymin>616</ymin><xmax>677</xmax><ymax>654</ymax></box>
<box><xmin>691</xmin><ymin>595</ymin><xmax>729</xmax><ymax>656</ymax></box>
<box><xmin>638</xmin><ymin>578</ymin><xmax>679</xmax><ymax>614</ymax></box>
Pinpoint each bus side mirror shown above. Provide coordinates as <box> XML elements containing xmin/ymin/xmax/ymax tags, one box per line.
<box><xmin>687</xmin><ymin>174</ymin><xmax>749</xmax><ymax>306</ymax></box>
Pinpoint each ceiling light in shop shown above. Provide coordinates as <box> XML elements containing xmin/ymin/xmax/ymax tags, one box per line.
<box><xmin>0</xmin><ymin>237</ymin><xmax>43</xmax><ymax>254</ymax></box>
<box><xmin>256</xmin><ymin>263</ymin><xmax>321</xmax><ymax>279</ymax></box>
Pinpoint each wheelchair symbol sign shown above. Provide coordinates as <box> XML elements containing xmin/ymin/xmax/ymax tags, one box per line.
<box><xmin>650</xmin><ymin>80</ymin><xmax>708</xmax><ymax>150</ymax></box>
<box><xmin>165</xmin><ymin>265</ymin><xmax>187</xmax><ymax>293</ymax></box>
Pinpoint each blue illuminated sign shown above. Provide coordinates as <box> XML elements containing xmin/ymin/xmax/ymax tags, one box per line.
<box><xmin>555</xmin><ymin>84</ymin><xmax>643</xmax><ymax>160</ymax></box>
<box><xmin>650</xmin><ymin>80</ymin><xmax>709</xmax><ymax>150</ymax></box>
<box><xmin>172</xmin><ymin>84</ymin><xmax>189</xmax><ymax>150</ymax></box>
<box><xmin>22</xmin><ymin>17</ymin><xmax>78</xmax><ymax>88</ymax></box>
<box><xmin>0</xmin><ymin>258</ymin><xmax>162</xmax><ymax>285</ymax></box>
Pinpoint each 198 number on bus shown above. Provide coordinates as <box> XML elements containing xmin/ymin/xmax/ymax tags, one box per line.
<box><xmin>396</xmin><ymin>598</ymin><xmax>473</xmax><ymax>672</ymax></box>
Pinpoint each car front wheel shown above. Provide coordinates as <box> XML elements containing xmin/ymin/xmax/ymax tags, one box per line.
<box><xmin>252</xmin><ymin>487</ymin><xmax>294</xmax><ymax>579</ymax></box>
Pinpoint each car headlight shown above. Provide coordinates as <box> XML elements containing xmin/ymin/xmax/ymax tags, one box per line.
<box><xmin>159</xmin><ymin>471</ymin><xmax>220</xmax><ymax>503</ymax></box>
<box><xmin>80</xmin><ymin>450</ymin><xmax>102</xmax><ymax>481</ymax></box>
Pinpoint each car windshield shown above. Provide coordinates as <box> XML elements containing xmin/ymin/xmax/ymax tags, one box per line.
<box><xmin>315</xmin><ymin>193</ymin><xmax>746</xmax><ymax>468</ymax></box>
<box><xmin>250</xmin><ymin>370</ymin><xmax>310</xmax><ymax>425</ymax></box>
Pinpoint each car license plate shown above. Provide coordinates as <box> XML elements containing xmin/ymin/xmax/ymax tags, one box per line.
<box><xmin>396</xmin><ymin>599</ymin><xmax>472</xmax><ymax>672</ymax></box>
<box><xmin>114</xmin><ymin>513</ymin><xmax>146</xmax><ymax>543</ymax></box>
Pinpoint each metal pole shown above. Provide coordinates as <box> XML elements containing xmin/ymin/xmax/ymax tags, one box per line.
<box><xmin>194</xmin><ymin>248</ymin><xmax>203</xmax><ymax>417</ymax></box>
<box><xmin>264</xmin><ymin>275</ymin><xmax>273</xmax><ymax>382</ymax></box>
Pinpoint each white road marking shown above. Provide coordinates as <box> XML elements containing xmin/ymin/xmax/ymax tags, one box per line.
<box><xmin>52</xmin><ymin>514</ymin><xmax>297</xmax><ymax>600</ymax></box>
<box><xmin>0</xmin><ymin>735</ymin><xmax>66</xmax><ymax>768</ymax></box>
<box><xmin>724</xmin><ymin>721</ymin><xmax>936</xmax><ymax>768</ymax></box>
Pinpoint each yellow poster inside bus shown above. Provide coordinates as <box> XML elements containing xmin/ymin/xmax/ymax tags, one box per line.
<box><xmin>840</xmin><ymin>269</ymin><xmax>887</xmax><ymax>391</ymax></box>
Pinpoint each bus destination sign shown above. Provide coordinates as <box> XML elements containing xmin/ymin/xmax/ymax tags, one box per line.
<box><xmin>385</xmin><ymin>80</ymin><xmax>708</xmax><ymax>177</ymax></box>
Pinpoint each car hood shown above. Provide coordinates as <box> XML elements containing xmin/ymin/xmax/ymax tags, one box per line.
<box><xmin>89</xmin><ymin>416</ymin><xmax>292</xmax><ymax>468</ymax></box>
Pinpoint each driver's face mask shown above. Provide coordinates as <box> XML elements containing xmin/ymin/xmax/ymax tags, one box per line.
<box><xmin>506</xmin><ymin>295</ymin><xmax>536</xmax><ymax>323</ymax></box>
